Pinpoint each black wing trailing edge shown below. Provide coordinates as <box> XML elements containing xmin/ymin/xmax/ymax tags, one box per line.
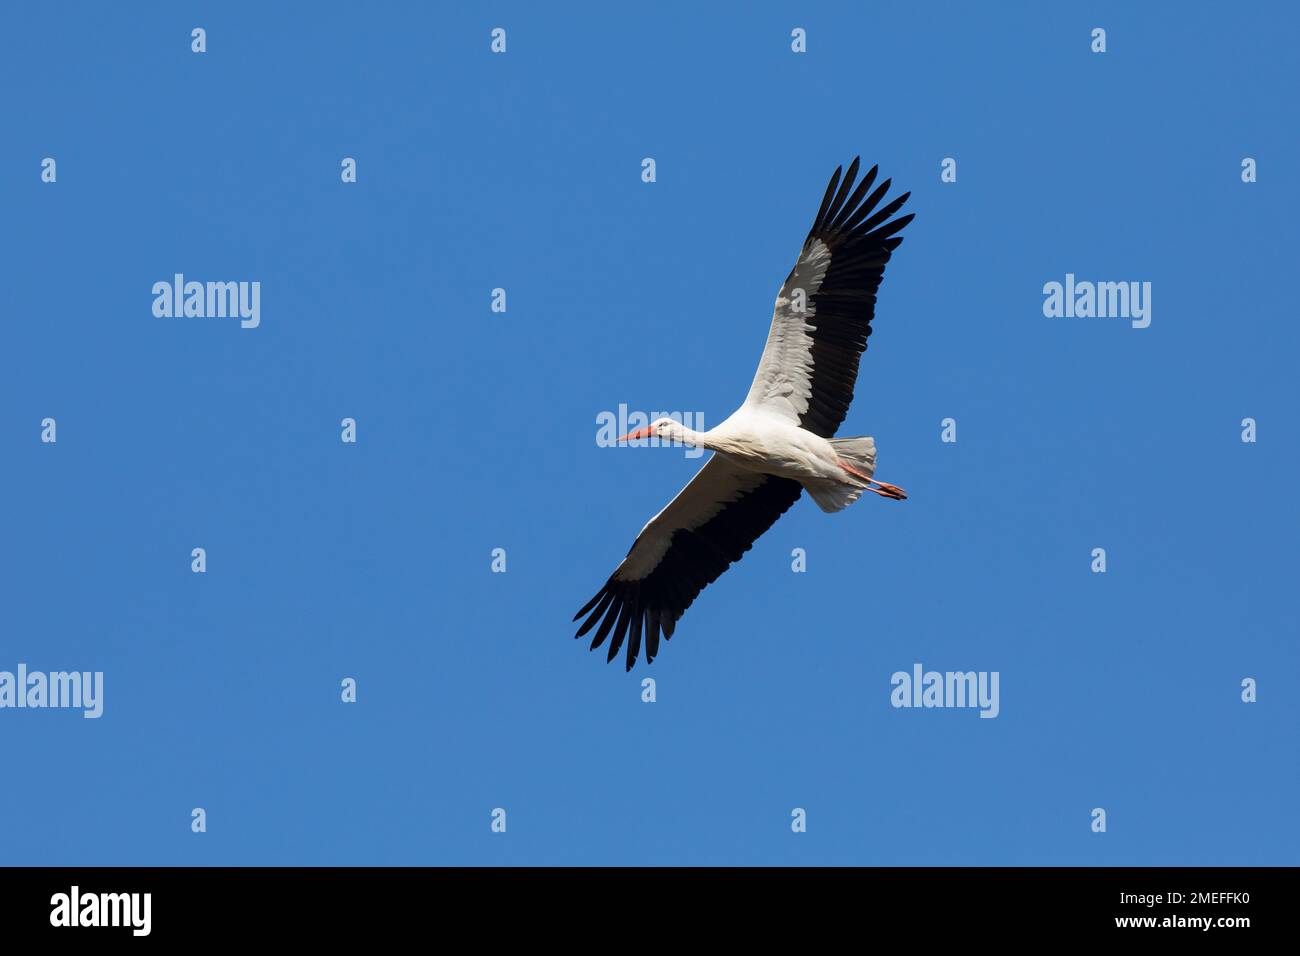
<box><xmin>573</xmin><ymin>474</ymin><xmax>803</xmax><ymax>671</ymax></box>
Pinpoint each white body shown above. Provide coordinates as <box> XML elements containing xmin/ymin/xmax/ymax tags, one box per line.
<box><xmin>672</xmin><ymin>407</ymin><xmax>846</xmax><ymax>484</ymax></box>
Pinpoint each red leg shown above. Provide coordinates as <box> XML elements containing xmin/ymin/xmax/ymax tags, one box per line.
<box><xmin>838</xmin><ymin>460</ymin><xmax>907</xmax><ymax>500</ymax></box>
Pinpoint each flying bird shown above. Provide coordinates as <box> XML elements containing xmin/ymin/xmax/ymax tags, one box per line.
<box><xmin>574</xmin><ymin>158</ymin><xmax>914</xmax><ymax>670</ymax></box>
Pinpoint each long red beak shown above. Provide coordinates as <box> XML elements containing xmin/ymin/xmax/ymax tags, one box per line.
<box><xmin>617</xmin><ymin>426</ymin><xmax>655</xmax><ymax>442</ymax></box>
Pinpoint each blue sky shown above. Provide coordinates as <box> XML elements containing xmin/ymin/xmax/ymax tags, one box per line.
<box><xmin>2</xmin><ymin>1</ymin><xmax>1296</xmax><ymax>865</ymax></box>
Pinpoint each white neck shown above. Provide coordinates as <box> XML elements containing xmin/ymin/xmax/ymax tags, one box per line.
<box><xmin>668</xmin><ymin>423</ymin><xmax>714</xmax><ymax>450</ymax></box>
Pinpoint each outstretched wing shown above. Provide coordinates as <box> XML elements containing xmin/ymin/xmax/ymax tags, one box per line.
<box><xmin>743</xmin><ymin>157</ymin><xmax>914</xmax><ymax>438</ymax></box>
<box><xmin>573</xmin><ymin>458</ymin><xmax>803</xmax><ymax>671</ymax></box>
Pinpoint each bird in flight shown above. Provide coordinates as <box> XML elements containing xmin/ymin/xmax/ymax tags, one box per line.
<box><xmin>574</xmin><ymin>158</ymin><xmax>914</xmax><ymax>670</ymax></box>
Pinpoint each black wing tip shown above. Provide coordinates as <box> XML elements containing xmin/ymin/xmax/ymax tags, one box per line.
<box><xmin>573</xmin><ymin>587</ymin><xmax>673</xmax><ymax>670</ymax></box>
<box><xmin>572</xmin><ymin>583</ymin><xmax>607</xmax><ymax>622</ymax></box>
<box><xmin>621</xmin><ymin>644</ymin><xmax>658</xmax><ymax>672</ymax></box>
<box><xmin>813</xmin><ymin>160</ymin><xmax>913</xmax><ymax>244</ymax></box>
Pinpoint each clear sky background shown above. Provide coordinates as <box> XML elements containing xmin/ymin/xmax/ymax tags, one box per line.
<box><xmin>2</xmin><ymin>2</ymin><xmax>1296</xmax><ymax>866</ymax></box>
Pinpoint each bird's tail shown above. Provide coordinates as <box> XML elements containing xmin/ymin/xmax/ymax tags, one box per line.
<box><xmin>829</xmin><ymin>436</ymin><xmax>876</xmax><ymax>479</ymax></box>
<box><xmin>804</xmin><ymin>437</ymin><xmax>878</xmax><ymax>513</ymax></box>
<box><xmin>804</xmin><ymin>480</ymin><xmax>865</xmax><ymax>513</ymax></box>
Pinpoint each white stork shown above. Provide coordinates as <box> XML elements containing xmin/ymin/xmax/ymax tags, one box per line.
<box><xmin>575</xmin><ymin>158</ymin><xmax>914</xmax><ymax>670</ymax></box>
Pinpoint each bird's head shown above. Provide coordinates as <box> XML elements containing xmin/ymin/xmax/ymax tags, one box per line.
<box><xmin>619</xmin><ymin>417</ymin><xmax>685</xmax><ymax>444</ymax></box>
